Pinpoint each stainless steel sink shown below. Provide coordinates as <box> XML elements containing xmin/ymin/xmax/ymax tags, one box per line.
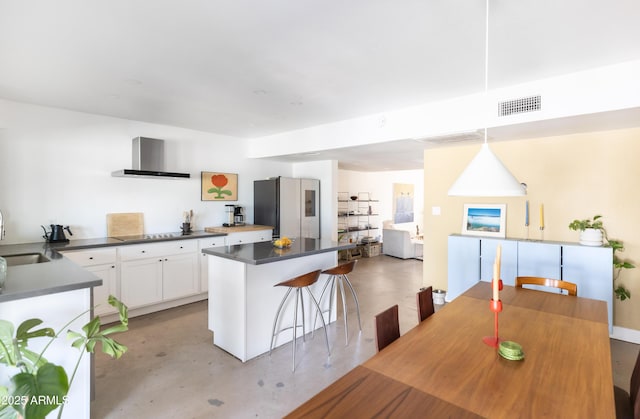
<box><xmin>3</xmin><ymin>253</ymin><xmax>50</xmax><ymax>266</ymax></box>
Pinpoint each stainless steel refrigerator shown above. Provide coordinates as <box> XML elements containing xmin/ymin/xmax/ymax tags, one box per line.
<box><xmin>254</xmin><ymin>177</ymin><xmax>320</xmax><ymax>239</ymax></box>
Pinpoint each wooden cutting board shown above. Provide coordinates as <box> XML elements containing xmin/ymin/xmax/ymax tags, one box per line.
<box><xmin>107</xmin><ymin>213</ymin><xmax>144</xmax><ymax>237</ymax></box>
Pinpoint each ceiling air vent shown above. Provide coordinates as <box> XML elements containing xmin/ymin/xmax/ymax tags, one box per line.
<box><xmin>498</xmin><ymin>95</ymin><xmax>541</xmax><ymax>117</ymax></box>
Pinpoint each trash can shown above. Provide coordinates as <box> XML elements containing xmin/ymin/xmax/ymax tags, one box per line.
<box><xmin>432</xmin><ymin>289</ymin><xmax>446</xmax><ymax>305</ymax></box>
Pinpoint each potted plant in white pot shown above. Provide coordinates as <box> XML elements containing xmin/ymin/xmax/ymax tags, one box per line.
<box><xmin>569</xmin><ymin>215</ymin><xmax>635</xmax><ymax>300</ymax></box>
<box><xmin>568</xmin><ymin>215</ymin><xmax>604</xmax><ymax>246</ymax></box>
<box><xmin>0</xmin><ymin>295</ymin><xmax>128</xmax><ymax>418</ymax></box>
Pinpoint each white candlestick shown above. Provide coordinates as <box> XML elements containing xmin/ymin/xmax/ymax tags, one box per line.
<box><xmin>493</xmin><ymin>245</ymin><xmax>502</xmax><ymax>301</ymax></box>
<box><xmin>493</xmin><ymin>262</ymin><xmax>499</xmax><ymax>301</ymax></box>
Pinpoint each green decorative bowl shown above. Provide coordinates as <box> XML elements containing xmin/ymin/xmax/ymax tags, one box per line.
<box><xmin>498</xmin><ymin>341</ymin><xmax>525</xmax><ymax>361</ymax></box>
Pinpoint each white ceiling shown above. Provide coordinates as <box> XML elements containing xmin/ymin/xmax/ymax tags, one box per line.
<box><xmin>1</xmin><ymin>0</ymin><xmax>640</xmax><ymax>171</ymax></box>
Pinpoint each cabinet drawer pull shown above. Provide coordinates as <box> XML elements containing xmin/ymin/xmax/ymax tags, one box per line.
<box><xmin>141</xmin><ymin>250</ymin><xmax>146</xmax><ymax>253</ymax></box>
<box><xmin>180</xmin><ymin>246</ymin><xmax>183</xmax><ymax>249</ymax></box>
<box><xmin>89</xmin><ymin>256</ymin><xmax>94</xmax><ymax>260</ymax></box>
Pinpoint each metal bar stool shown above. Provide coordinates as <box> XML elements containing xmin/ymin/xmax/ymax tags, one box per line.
<box><xmin>314</xmin><ymin>260</ymin><xmax>361</xmax><ymax>345</ymax></box>
<box><xmin>269</xmin><ymin>269</ymin><xmax>330</xmax><ymax>372</ymax></box>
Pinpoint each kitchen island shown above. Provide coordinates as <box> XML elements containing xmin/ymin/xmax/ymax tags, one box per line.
<box><xmin>203</xmin><ymin>238</ymin><xmax>355</xmax><ymax>362</ymax></box>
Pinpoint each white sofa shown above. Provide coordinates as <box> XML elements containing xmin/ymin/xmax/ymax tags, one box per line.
<box><xmin>382</xmin><ymin>222</ymin><xmax>423</xmax><ymax>259</ymax></box>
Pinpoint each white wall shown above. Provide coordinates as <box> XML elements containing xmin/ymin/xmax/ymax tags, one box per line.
<box><xmin>338</xmin><ymin>169</ymin><xmax>425</xmax><ymax>237</ymax></box>
<box><xmin>0</xmin><ymin>99</ymin><xmax>292</xmax><ymax>244</ymax></box>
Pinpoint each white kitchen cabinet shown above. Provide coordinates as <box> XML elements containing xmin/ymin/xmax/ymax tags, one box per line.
<box><xmin>119</xmin><ymin>239</ymin><xmax>197</xmax><ymax>260</ymax></box>
<box><xmin>61</xmin><ymin>248</ymin><xmax>118</xmax><ymax>316</ymax></box>
<box><xmin>162</xmin><ymin>253</ymin><xmax>199</xmax><ymax>300</ymax></box>
<box><xmin>225</xmin><ymin>229</ymin><xmax>272</xmax><ymax>245</ymax></box>
<box><xmin>198</xmin><ymin>237</ymin><xmax>226</xmax><ymax>292</ymax></box>
<box><xmin>120</xmin><ymin>257</ymin><xmax>163</xmax><ymax>308</ymax></box>
<box><xmin>119</xmin><ymin>240</ymin><xmax>199</xmax><ymax>309</ymax></box>
<box><xmin>86</xmin><ymin>264</ymin><xmax>118</xmax><ymax>316</ymax></box>
<box><xmin>200</xmin><ymin>231</ymin><xmax>271</xmax><ymax>293</ymax></box>
<box><xmin>62</xmin><ymin>248</ymin><xmax>117</xmax><ymax>266</ymax></box>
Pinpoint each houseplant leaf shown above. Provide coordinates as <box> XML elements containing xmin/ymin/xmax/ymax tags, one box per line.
<box><xmin>81</xmin><ymin>317</ymin><xmax>100</xmax><ymax>339</ymax></box>
<box><xmin>0</xmin><ymin>321</ymin><xmax>15</xmax><ymax>366</ymax></box>
<box><xmin>0</xmin><ymin>386</ymin><xmax>17</xmax><ymax>419</ymax></box>
<box><xmin>67</xmin><ymin>296</ymin><xmax>129</xmax><ymax>359</ymax></box>
<box><xmin>96</xmin><ymin>337</ymin><xmax>127</xmax><ymax>359</ymax></box>
<box><xmin>615</xmin><ymin>286</ymin><xmax>631</xmax><ymax>301</ymax></box>
<box><xmin>13</xmin><ymin>319</ymin><xmax>55</xmax><ymax>372</ymax></box>
<box><xmin>108</xmin><ymin>295</ymin><xmax>128</xmax><ymax>327</ymax></box>
<box><xmin>18</xmin><ymin>348</ymin><xmax>48</xmax><ymax>372</ymax></box>
<box><xmin>10</xmin><ymin>362</ymin><xmax>68</xmax><ymax>419</ymax></box>
<box><xmin>15</xmin><ymin>319</ymin><xmax>54</xmax><ymax>342</ymax></box>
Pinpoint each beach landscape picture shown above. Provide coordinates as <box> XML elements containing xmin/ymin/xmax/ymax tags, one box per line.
<box><xmin>462</xmin><ymin>204</ymin><xmax>506</xmax><ymax>238</ymax></box>
<box><xmin>467</xmin><ymin>207</ymin><xmax>502</xmax><ymax>232</ymax></box>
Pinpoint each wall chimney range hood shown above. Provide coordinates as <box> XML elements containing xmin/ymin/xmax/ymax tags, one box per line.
<box><xmin>111</xmin><ymin>137</ymin><xmax>190</xmax><ymax>179</ymax></box>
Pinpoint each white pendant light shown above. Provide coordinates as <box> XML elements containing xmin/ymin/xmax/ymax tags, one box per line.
<box><xmin>447</xmin><ymin>0</ymin><xmax>525</xmax><ymax>197</ymax></box>
<box><xmin>448</xmin><ymin>143</ymin><xmax>525</xmax><ymax>196</ymax></box>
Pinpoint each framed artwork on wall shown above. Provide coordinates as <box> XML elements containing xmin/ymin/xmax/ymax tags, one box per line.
<box><xmin>201</xmin><ymin>172</ymin><xmax>238</xmax><ymax>201</ymax></box>
<box><xmin>462</xmin><ymin>204</ymin><xmax>507</xmax><ymax>238</ymax></box>
<box><xmin>392</xmin><ymin>183</ymin><xmax>414</xmax><ymax>223</ymax></box>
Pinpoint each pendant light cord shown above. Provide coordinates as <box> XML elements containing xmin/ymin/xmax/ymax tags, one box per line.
<box><xmin>484</xmin><ymin>0</ymin><xmax>489</xmax><ymax>144</ymax></box>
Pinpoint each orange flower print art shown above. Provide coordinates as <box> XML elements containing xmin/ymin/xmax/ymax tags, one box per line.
<box><xmin>209</xmin><ymin>174</ymin><xmax>231</xmax><ymax>198</ymax></box>
<box><xmin>201</xmin><ymin>172</ymin><xmax>238</xmax><ymax>201</ymax></box>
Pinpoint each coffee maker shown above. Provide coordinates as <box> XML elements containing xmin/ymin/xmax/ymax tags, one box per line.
<box><xmin>233</xmin><ymin>206</ymin><xmax>244</xmax><ymax>226</ymax></box>
<box><xmin>223</xmin><ymin>205</ymin><xmax>235</xmax><ymax>227</ymax></box>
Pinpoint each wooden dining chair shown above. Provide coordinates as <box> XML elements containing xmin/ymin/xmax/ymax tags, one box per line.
<box><xmin>615</xmin><ymin>349</ymin><xmax>640</xmax><ymax>418</ymax></box>
<box><xmin>416</xmin><ymin>286</ymin><xmax>435</xmax><ymax>323</ymax></box>
<box><xmin>374</xmin><ymin>304</ymin><xmax>400</xmax><ymax>352</ymax></box>
<box><xmin>515</xmin><ymin>276</ymin><xmax>578</xmax><ymax>296</ymax></box>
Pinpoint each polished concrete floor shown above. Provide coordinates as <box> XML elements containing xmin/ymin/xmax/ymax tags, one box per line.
<box><xmin>92</xmin><ymin>255</ymin><xmax>638</xmax><ymax>418</ymax></box>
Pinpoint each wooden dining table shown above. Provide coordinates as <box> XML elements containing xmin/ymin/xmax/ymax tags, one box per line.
<box><xmin>286</xmin><ymin>282</ymin><xmax>615</xmax><ymax>418</ymax></box>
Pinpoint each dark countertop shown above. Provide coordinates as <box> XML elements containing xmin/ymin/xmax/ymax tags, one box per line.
<box><xmin>0</xmin><ymin>230</ymin><xmax>225</xmax><ymax>303</ymax></box>
<box><xmin>202</xmin><ymin>238</ymin><xmax>355</xmax><ymax>265</ymax></box>
<box><xmin>53</xmin><ymin>230</ymin><xmax>225</xmax><ymax>249</ymax></box>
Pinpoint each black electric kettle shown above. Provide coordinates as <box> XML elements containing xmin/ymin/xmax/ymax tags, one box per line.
<box><xmin>41</xmin><ymin>224</ymin><xmax>72</xmax><ymax>243</ymax></box>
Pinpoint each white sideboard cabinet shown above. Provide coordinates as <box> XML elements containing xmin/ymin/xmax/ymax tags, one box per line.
<box><xmin>448</xmin><ymin>234</ymin><xmax>613</xmax><ymax>332</ymax></box>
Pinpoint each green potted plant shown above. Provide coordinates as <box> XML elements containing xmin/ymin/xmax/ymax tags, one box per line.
<box><xmin>0</xmin><ymin>295</ymin><xmax>129</xmax><ymax>419</ymax></box>
<box><xmin>569</xmin><ymin>215</ymin><xmax>635</xmax><ymax>300</ymax></box>
<box><xmin>568</xmin><ymin>215</ymin><xmax>604</xmax><ymax>245</ymax></box>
